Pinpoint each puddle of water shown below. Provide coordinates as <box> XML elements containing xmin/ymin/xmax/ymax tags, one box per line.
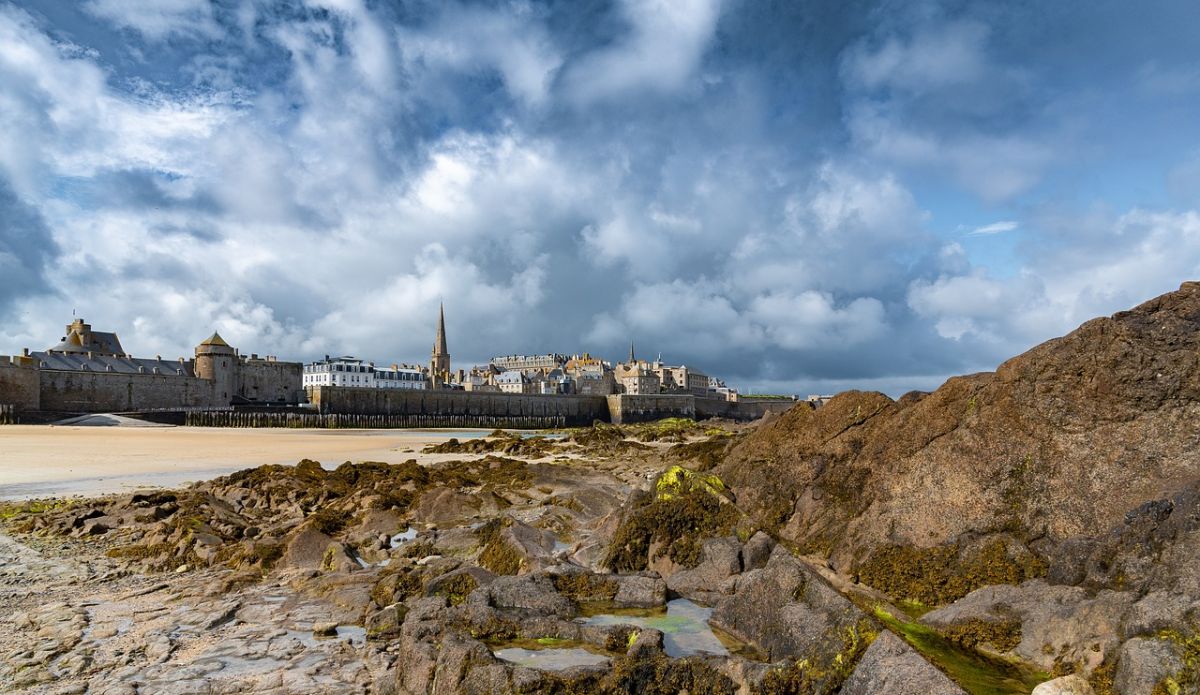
<box><xmin>552</xmin><ymin>539</ymin><xmax>573</xmax><ymax>554</ymax></box>
<box><xmin>389</xmin><ymin>527</ymin><xmax>417</xmax><ymax>548</ymax></box>
<box><xmin>493</xmin><ymin>646</ymin><xmax>610</xmax><ymax>670</ymax></box>
<box><xmin>287</xmin><ymin>626</ymin><xmax>366</xmax><ymax>647</ymax></box>
<box><xmin>577</xmin><ymin>599</ymin><xmax>735</xmax><ymax>658</ymax></box>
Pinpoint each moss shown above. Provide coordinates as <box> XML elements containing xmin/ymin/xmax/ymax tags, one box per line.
<box><xmin>757</xmin><ymin>620</ymin><xmax>878</xmax><ymax>695</ymax></box>
<box><xmin>404</xmin><ymin>540</ymin><xmax>437</xmax><ymax>558</ymax></box>
<box><xmin>1149</xmin><ymin>630</ymin><xmax>1200</xmax><ymax>695</ymax></box>
<box><xmin>941</xmin><ymin>619</ymin><xmax>1023</xmax><ymax>653</ymax></box>
<box><xmin>480</xmin><ymin>537</ymin><xmax>524</xmax><ymax>575</ymax></box>
<box><xmin>552</xmin><ymin>573</ymin><xmax>619</xmax><ymax>603</ymax></box>
<box><xmin>308</xmin><ymin>508</ymin><xmax>353</xmax><ymax>535</ymax></box>
<box><xmin>434</xmin><ymin>572</ymin><xmax>479</xmax><ymax>606</ymax></box>
<box><xmin>371</xmin><ymin>567</ymin><xmax>424</xmax><ymax>607</ymax></box>
<box><xmin>873</xmin><ymin>606</ymin><xmax>1050</xmax><ymax>695</ymax></box>
<box><xmin>857</xmin><ymin>539</ymin><xmax>1046</xmax><ymax>606</ymax></box>
<box><xmin>604</xmin><ymin>479</ymin><xmax>740</xmax><ymax>572</ymax></box>
<box><xmin>106</xmin><ymin>542</ymin><xmax>173</xmax><ymax>561</ymax></box>
<box><xmin>602</xmin><ymin>627</ymin><xmax>640</xmax><ymax>652</ymax></box>
<box><xmin>603</xmin><ymin>651</ymin><xmax>737</xmax><ymax>694</ymax></box>
<box><xmin>667</xmin><ymin>437</ymin><xmax>732</xmax><ymax>472</ymax></box>
<box><xmin>1088</xmin><ymin>658</ymin><xmax>1117</xmax><ymax>695</ymax></box>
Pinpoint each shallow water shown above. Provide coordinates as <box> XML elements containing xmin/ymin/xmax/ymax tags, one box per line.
<box><xmin>389</xmin><ymin>527</ymin><xmax>417</xmax><ymax>548</ymax></box>
<box><xmin>577</xmin><ymin>599</ymin><xmax>731</xmax><ymax>658</ymax></box>
<box><xmin>493</xmin><ymin>646</ymin><xmax>610</xmax><ymax>670</ymax></box>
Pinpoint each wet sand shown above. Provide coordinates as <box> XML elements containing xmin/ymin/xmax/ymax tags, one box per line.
<box><xmin>0</xmin><ymin>426</ymin><xmax>492</xmax><ymax>500</ymax></box>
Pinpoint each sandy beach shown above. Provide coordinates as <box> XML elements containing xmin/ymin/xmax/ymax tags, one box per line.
<box><xmin>0</xmin><ymin>425</ymin><xmax>493</xmax><ymax>500</ymax></box>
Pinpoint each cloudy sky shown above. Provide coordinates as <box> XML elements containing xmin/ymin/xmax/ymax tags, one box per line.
<box><xmin>2</xmin><ymin>0</ymin><xmax>1200</xmax><ymax>396</ymax></box>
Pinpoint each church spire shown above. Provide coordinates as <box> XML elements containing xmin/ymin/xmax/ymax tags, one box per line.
<box><xmin>434</xmin><ymin>302</ymin><xmax>448</xmax><ymax>356</ymax></box>
<box><xmin>430</xmin><ymin>303</ymin><xmax>450</xmax><ymax>385</ymax></box>
<box><xmin>628</xmin><ymin>340</ymin><xmax>635</xmax><ymax>364</ymax></box>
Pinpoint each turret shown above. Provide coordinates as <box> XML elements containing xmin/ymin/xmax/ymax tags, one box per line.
<box><xmin>194</xmin><ymin>331</ymin><xmax>237</xmax><ymax>404</ymax></box>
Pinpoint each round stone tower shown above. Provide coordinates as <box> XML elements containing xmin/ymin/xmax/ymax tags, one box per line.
<box><xmin>194</xmin><ymin>332</ymin><xmax>237</xmax><ymax>405</ymax></box>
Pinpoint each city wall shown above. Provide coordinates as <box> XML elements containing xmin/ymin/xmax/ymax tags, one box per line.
<box><xmin>308</xmin><ymin>386</ymin><xmax>610</xmax><ymax>426</ymax></box>
<box><xmin>0</xmin><ymin>358</ymin><xmax>40</xmax><ymax>411</ymax></box>
<box><xmin>607</xmin><ymin>394</ymin><xmax>695</xmax><ymax>424</ymax></box>
<box><xmin>39</xmin><ymin>370</ymin><xmax>219</xmax><ymax>413</ymax></box>
<box><xmin>308</xmin><ymin>386</ymin><xmax>799</xmax><ymax>427</ymax></box>
<box><xmin>694</xmin><ymin>396</ymin><xmax>799</xmax><ymax>421</ymax></box>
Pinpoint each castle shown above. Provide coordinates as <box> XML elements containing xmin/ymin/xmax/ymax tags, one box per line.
<box><xmin>0</xmin><ymin>318</ymin><xmax>303</xmax><ymax>414</ymax></box>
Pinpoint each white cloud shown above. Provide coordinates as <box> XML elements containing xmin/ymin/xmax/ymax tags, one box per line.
<box><xmin>564</xmin><ymin>0</ymin><xmax>723</xmax><ymax>104</ymax></box>
<box><xmin>83</xmin><ymin>0</ymin><xmax>222</xmax><ymax>41</ymax></box>
<box><xmin>909</xmin><ymin>210</ymin><xmax>1200</xmax><ymax>344</ymax></box>
<box><xmin>396</xmin><ymin>3</ymin><xmax>562</xmax><ymax>106</ymax></box>
<box><xmin>967</xmin><ymin>220</ymin><xmax>1018</xmax><ymax>236</ymax></box>
<box><xmin>841</xmin><ymin>19</ymin><xmax>991</xmax><ymax>95</ymax></box>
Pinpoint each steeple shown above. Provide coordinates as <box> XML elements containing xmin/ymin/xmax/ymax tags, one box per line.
<box><xmin>628</xmin><ymin>341</ymin><xmax>635</xmax><ymax>364</ymax></box>
<box><xmin>434</xmin><ymin>303</ymin><xmax>448</xmax><ymax>356</ymax></box>
<box><xmin>430</xmin><ymin>303</ymin><xmax>450</xmax><ymax>385</ymax></box>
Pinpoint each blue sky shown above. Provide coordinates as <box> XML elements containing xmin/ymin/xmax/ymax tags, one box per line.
<box><xmin>2</xmin><ymin>0</ymin><xmax>1199</xmax><ymax>396</ymax></box>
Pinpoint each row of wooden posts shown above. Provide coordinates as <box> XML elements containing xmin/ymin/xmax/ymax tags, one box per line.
<box><xmin>183</xmin><ymin>410</ymin><xmax>568</xmax><ymax>430</ymax></box>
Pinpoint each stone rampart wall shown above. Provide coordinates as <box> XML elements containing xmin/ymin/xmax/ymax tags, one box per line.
<box><xmin>0</xmin><ymin>358</ymin><xmax>40</xmax><ymax>411</ymax></box>
<box><xmin>39</xmin><ymin>370</ymin><xmax>219</xmax><ymax>413</ymax></box>
<box><xmin>694</xmin><ymin>397</ymin><xmax>800</xmax><ymax>421</ymax></box>
<box><xmin>308</xmin><ymin>386</ymin><xmax>610</xmax><ymax>426</ymax></box>
<box><xmin>236</xmin><ymin>360</ymin><xmax>304</xmax><ymax>404</ymax></box>
<box><xmin>606</xmin><ymin>394</ymin><xmax>695</xmax><ymax>424</ymax></box>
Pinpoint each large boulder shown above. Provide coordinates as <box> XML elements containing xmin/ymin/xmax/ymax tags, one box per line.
<box><xmin>281</xmin><ymin>526</ymin><xmax>336</xmax><ymax>568</ymax></box>
<box><xmin>711</xmin><ymin>546</ymin><xmax>865</xmax><ymax>662</ymax></box>
<box><xmin>841</xmin><ymin>631</ymin><xmax>967</xmax><ymax>695</ymax></box>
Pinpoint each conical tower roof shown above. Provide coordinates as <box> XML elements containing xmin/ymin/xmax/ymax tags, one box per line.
<box><xmin>200</xmin><ymin>331</ymin><xmax>230</xmax><ymax>347</ymax></box>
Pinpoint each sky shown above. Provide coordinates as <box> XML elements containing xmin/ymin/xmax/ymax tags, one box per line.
<box><xmin>2</xmin><ymin>0</ymin><xmax>1200</xmax><ymax>396</ymax></box>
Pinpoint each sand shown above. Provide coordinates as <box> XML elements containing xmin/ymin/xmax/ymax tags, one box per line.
<box><xmin>0</xmin><ymin>425</ymin><xmax>491</xmax><ymax>500</ymax></box>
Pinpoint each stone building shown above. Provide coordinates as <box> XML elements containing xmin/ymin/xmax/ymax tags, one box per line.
<box><xmin>0</xmin><ymin>318</ymin><xmax>303</xmax><ymax>414</ymax></box>
<box><xmin>489</xmin><ymin>353</ymin><xmax>567</xmax><ymax>371</ymax></box>
<box><xmin>564</xmin><ymin>354</ymin><xmax>616</xmax><ymax>395</ymax></box>
<box><xmin>303</xmin><ymin>356</ymin><xmax>425</xmax><ymax>390</ymax></box>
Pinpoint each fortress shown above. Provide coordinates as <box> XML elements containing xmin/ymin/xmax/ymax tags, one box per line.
<box><xmin>0</xmin><ymin>319</ymin><xmax>303</xmax><ymax>415</ymax></box>
<box><xmin>0</xmin><ymin>316</ymin><xmax>796</xmax><ymax>425</ymax></box>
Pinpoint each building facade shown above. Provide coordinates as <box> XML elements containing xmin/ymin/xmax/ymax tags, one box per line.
<box><xmin>303</xmin><ymin>356</ymin><xmax>425</xmax><ymax>390</ymax></box>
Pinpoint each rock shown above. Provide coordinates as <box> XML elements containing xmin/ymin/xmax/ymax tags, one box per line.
<box><xmin>920</xmin><ymin>580</ymin><xmax>1132</xmax><ymax>674</ymax></box>
<box><xmin>1030</xmin><ymin>674</ymin><xmax>1094</xmax><ymax>695</ymax></box>
<box><xmin>613</xmin><ymin>574</ymin><xmax>667</xmax><ymax>608</ymax></box>
<box><xmin>628</xmin><ymin>628</ymin><xmax>665</xmax><ymax>659</ymax></box>
<box><xmin>282</xmin><ymin>527</ymin><xmax>336</xmax><ymax>569</ymax></box>
<box><xmin>425</xmin><ymin>567</ymin><xmax>496</xmax><ymax>605</ymax></box>
<box><xmin>366</xmin><ymin>605</ymin><xmax>408</xmax><ymax>641</ymax></box>
<box><xmin>711</xmin><ymin>546</ymin><xmax>865</xmax><ymax>662</ymax></box>
<box><xmin>320</xmin><ymin>542</ymin><xmax>362</xmax><ymax>573</ymax></box>
<box><xmin>1114</xmin><ymin>637</ymin><xmax>1183</xmax><ymax>695</ymax></box>
<box><xmin>1123</xmin><ymin>592</ymin><xmax>1200</xmax><ymax>638</ymax></box>
<box><xmin>665</xmin><ymin>536</ymin><xmax>743</xmax><ymax>596</ymax></box>
<box><xmin>313</xmin><ymin>622</ymin><xmax>338</xmax><ymax>637</ymax></box>
<box><xmin>716</xmin><ymin>282</ymin><xmax>1200</xmax><ymax>604</ymax></box>
<box><xmin>841</xmin><ymin>631</ymin><xmax>967</xmax><ymax>695</ymax></box>
<box><xmin>742</xmin><ymin>531</ymin><xmax>775</xmax><ymax>571</ymax></box>
<box><xmin>79</xmin><ymin>520</ymin><xmax>109</xmax><ymax>536</ymax></box>
<box><xmin>477</xmin><ymin>574</ymin><xmax>574</xmax><ymax>618</ymax></box>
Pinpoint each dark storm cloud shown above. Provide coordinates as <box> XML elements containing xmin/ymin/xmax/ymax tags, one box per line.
<box><xmin>0</xmin><ymin>176</ymin><xmax>59</xmax><ymax>317</ymax></box>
